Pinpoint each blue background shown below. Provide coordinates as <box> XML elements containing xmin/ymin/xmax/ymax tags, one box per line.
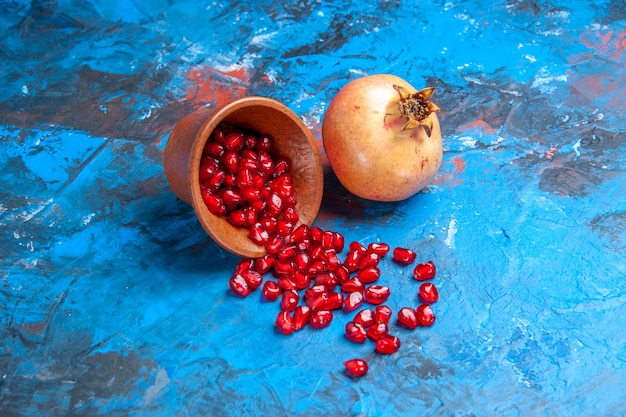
<box><xmin>1</xmin><ymin>0</ymin><xmax>625</xmax><ymax>415</ymax></box>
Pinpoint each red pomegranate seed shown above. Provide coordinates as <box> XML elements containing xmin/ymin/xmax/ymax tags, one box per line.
<box><xmin>364</xmin><ymin>285</ymin><xmax>390</xmax><ymax>305</ymax></box>
<box><xmin>344</xmin><ymin>248</ymin><xmax>365</xmax><ymax>272</ymax></box>
<box><xmin>256</xmin><ymin>134</ymin><xmax>272</xmax><ymax>152</ymax></box>
<box><xmin>323</xmin><ymin>250</ymin><xmax>342</xmax><ymax>271</ymax></box>
<box><xmin>341</xmin><ymin>277</ymin><xmax>365</xmax><ymax>293</ymax></box>
<box><xmin>273</xmin><ymin>158</ymin><xmax>290</xmax><ymax>176</ymax></box>
<box><xmin>392</xmin><ymin>247</ymin><xmax>416</xmax><ymax>265</ymax></box>
<box><xmin>334</xmin><ymin>265</ymin><xmax>350</xmax><ymax>283</ymax></box>
<box><xmin>259</xmin><ymin>216</ymin><xmax>277</xmax><ymax>235</ymax></box>
<box><xmin>273</xmin><ymin>259</ymin><xmax>294</xmax><ymax>275</ymax></box>
<box><xmin>258</xmin><ymin>150</ymin><xmax>274</xmax><ymax>174</ymax></box>
<box><xmin>358</xmin><ymin>252</ymin><xmax>380</xmax><ymax>269</ymax></box>
<box><xmin>344</xmin><ymin>358</ymin><xmax>368</xmax><ymax>378</ymax></box>
<box><xmin>206</xmin><ymin>170</ymin><xmax>226</xmax><ymax>192</ymax></box>
<box><xmin>374</xmin><ymin>305</ymin><xmax>393</xmax><ymax>325</ymax></box>
<box><xmin>310</xmin><ymin>226</ymin><xmax>324</xmax><ymax>244</ymax></box>
<box><xmin>309</xmin><ymin>310</ymin><xmax>333</xmax><ymax>329</ymax></box>
<box><xmin>284</xmin><ymin>207</ymin><xmax>299</xmax><ymax>223</ymax></box>
<box><xmin>221</xmin><ymin>150</ymin><xmax>239</xmax><ymax>173</ymax></box>
<box><xmin>397</xmin><ymin>307</ymin><xmax>419</xmax><ymax>329</ymax></box>
<box><xmin>224</xmin><ymin>132</ymin><xmax>244</xmax><ymax>151</ymax></box>
<box><xmin>212</xmin><ymin>128</ymin><xmax>226</xmax><ymax>143</ymax></box>
<box><xmin>277</xmin><ymin>244</ymin><xmax>297</xmax><ymax>261</ymax></box>
<box><xmin>292</xmin><ymin>271</ymin><xmax>311</xmax><ymax>290</ymax></box>
<box><xmin>306</xmin><ymin>291</ymin><xmax>343</xmax><ymax>311</ymax></box>
<box><xmin>255</xmin><ymin>254</ymin><xmax>274</xmax><ymax>274</ymax></box>
<box><xmin>262</xmin><ymin>280</ymin><xmax>281</xmax><ymax>301</ymax></box>
<box><xmin>344</xmin><ymin>291</ymin><xmax>364</xmax><ymax>312</ymax></box>
<box><xmin>199</xmin><ymin>160</ymin><xmax>218</xmax><ymax>182</ymax></box>
<box><xmin>281</xmin><ymin>289</ymin><xmax>300</xmax><ymax>311</ymax></box>
<box><xmin>276</xmin><ymin>220</ymin><xmax>294</xmax><ymax>237</ymax></box>
<box><xmin>333</xmin><ymin>232</ymin><xmax>345</xmax><ymax>252</ymax></box>
<box><xmin>304</xmin><ymin>284</ymin><xmax>326</xmax><ymax>301</ymax></box>
<box><xmin>348</xmin><ymin>241</ymin><xmax>366</xmax><ymax>252</ymax></box>
<box><xmin>413</xmin><ymin>260</ymin><xmax>437</xmax><ymax>281</ymax></box>
<box><xmin>275</xmin><ymin>310</ymin><xmax>294</xmax><ymax>335</ymax></box>
<box><xmin>366</xmin><ymin>322</ymin><xmax>388</xmax><ymax>340</ymax></box>
<box><xmin>202</xmin><ymin>193</ymin><xmax>227</xmax><ymax>216</ymax></box>
<box><xmin>293</xmin><ymin>305</ymin><xmax>310</xmax><ymax>331</ymax></box>
<box><xmin>345</xmin><ymin>322</ymin><xmax>367</xmax><ymax>344</ymax></box>
<box><xmin>277</xmin><ymin>275</ymin><xmax>297</xmax><ymax>291</ymax></box>
<box><xmin>307</xmin><ymin>260</ymin><xmax>326</xmax><ymax>276</ymax></box>
<box><xmin>419</xmin><ymin>282</ymin><xmax>439</xmax><ymax>303</ymax></box>
<box><xmin>203</xmin><ymin>142</ymin><xmax>225</xmax><ymax>158</ymax></box>
<box><xmin>234</xmin><ymin>258</ymin><xmax>254</xmax><ymax>275</ymax></box>
<box><xmin>244</xmin><ymin>133</ymin><xmax>257</xmax><ymax>149</ymax></box>
<box><xmin>375</xmin><ymin>335</ymin><xmax>401</xmax><ymax>354</ymax></box>
<box><xmin>248</xmin><ymin>222</ymin><xmax>270</xmax><ymax>245</ymax></box>
<box><xmin>416</xmin><ymin>303</ymin><xmax>436</xmax><ymax>326</ymax></box>
<box><xmin>353</xmin><ymin>308</ymin><xmax>376</xmax><ymax>329</ymax></box>
<box><xmin>290</xmin><ymin>224</ymin><xmax>310</xmax><ymax>242</ymax></box>
<box><xmin>242</xmin><ymin>269</ymin><xmax>263</xmax><ymax>290</ymax></box>
<box><xmin>294</xmin><ymin>252</ymin><xmax>310</xmax><ymax>272</ymax></box>
<box><xmin>367</xmin><ymin>242</ymin><xmax>390</xmax><ymax>257</ymax></box>
<box><xmin>266</xmin><ymin>235</ymin><xmax>285</xmax><ymax>254</ymax></box>
<box><xmin>223</xmin><ymin>172</ymin><xmax>237</xmax><ymax>187</ymax></box>
<box><xmin>229</xmin><ymin>274</ymin><xmax>251</xmax><ymax>297</ymax></box>
<box><xmin>315</xmin><ymin>272</ymin><xmax>338</xmax><ymax>290</ymax></box>
<box><xmin>357</xmin><ymin>266</ymin><xmax>381</xmax><ymax>284</ymax></box>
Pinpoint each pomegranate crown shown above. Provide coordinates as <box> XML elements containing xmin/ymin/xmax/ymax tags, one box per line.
<box><xmin>393</xmin><ymin>84</ymin><xmax>441</xmax><ymax>134</ymax></box>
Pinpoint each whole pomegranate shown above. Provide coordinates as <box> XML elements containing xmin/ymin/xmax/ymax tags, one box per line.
<box><xmin>322</xmin><ymin>74</ymin><xmax>442</xmax><ymax>202</ymax></box>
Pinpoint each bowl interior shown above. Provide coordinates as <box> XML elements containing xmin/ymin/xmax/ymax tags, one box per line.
<box><xmin>190</xmin><ymin>98</ymin><xmax>323</xmax><ymax>258</ymax></box>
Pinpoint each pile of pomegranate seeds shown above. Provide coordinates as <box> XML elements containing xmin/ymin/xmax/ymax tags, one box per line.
<box><xmin>199</xmin><ymin>124</ymin><xmax>441</xmax><ymax>378</ymax></box>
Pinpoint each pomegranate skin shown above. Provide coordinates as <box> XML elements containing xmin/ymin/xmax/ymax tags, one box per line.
<box><xmin>322</xmin><ymin>74</ymin><xmax>442</xmax><ymax>202</ymax></box>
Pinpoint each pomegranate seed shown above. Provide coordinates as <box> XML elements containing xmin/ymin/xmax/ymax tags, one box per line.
<box><xmin>234</xmin><ymin>258</ymin><xmax>254</xmax><ymax>275</ymax></box>
<box><xmin>309</xmin><ymin>310</ymin><xmax>333</xmax><ymax>329</ymax></box>
<box><xmin>374</xmin><ymin>305</ymin><xmax>393</xmax><ymax>325</ymax></box>
<box><xmin>199</xmin><ymin>160</ymin><xmax>218</xmax><ymax>182</ymax></box>
<box><xmin>375</xmin><ymin>335</ymin><xmax>401</xmax><ymax>354</ymax></box>
<box><xmin>290</xmin><ymin>224</ymin><xmax>310</xmax><ymax>242</ymax></box>
<box><xmin>202</xmin><ymin>193</ymin><xmax>227</xmax><ymax>216</ymax></box>
<box><xmin>244</xmin><ymin>133</ymin><xmax>257</xmax><ymax>149</ymax></box>
<box><xmin>276</xmin><ymin>220</ymin><xmax>294</xmax><ymax>237</ymax></box>
<box><xmin>212</xmin><ymin>128</ymin><xmax>226</xmax><ymax>143</ymax></box>
<box><xmin>203</xmin><ymin>141</ymin><xmax>225</xmax><ymax>158</ymax></box>
<box><xmin>353</xmin><ymin>309</ymin><xmax>376</xmax><ymax>329</ymax></box>
<box><xmin>273</xmin><ymin>259</ymin><xmax>294</xmax><ymax>275</ymax></box>
<box><xmin>416</xmin><ymin>303</ymin><xmax>436</xmax><ymax>326</ymax></box>
<box><xmin>274</xmin><ymin>158</ymin><xmax>290</xmax><ymax>176</ymax></box>
<box><xmin>221</xmin><ymin>150</ymin><xmax>239</xmax><ymax>173</ymax></box>
<box><xmin>324</xmin><ymin>250</ymin><xmax>342</xmax><ymax>271</ymax></box>
<box><xmin>413</xmin><ymin>260</ymin><xmax>437</xmax><ymax>281</ymax></box>
<box><xmin>344</xmin><ymin>359</ymin><xmax>368</xmax><ymax>378</ymax></box>
<box><xmin>258</xmin><ymin>150</ymin><xmax>274</xmax><ymax>174</ymax></box>
<box><xmin>333</xmin><ymin>232</ymin><xmax>345</xmax><ymax>252</ymax></box>
<box><xmin>364</xmin><ymin>285</ymin><xmax>390</xmax><ymax>305</ymax></box>
<box><xmin>345</xmin><ymin>322</ymin><xmax>367</xmax><ymax>344</ymax></box>
<box><xmin>223</xmin><ymin>172</ymin><xmax>237</xmax><ymax>187</ymax></box>
<box><xmin>224</xmin><ymin>132</ymin><xmax>244</xmax><ymax>151</ymax></box>
<box><xmin>357</xmin><ymin>266</ymin><xmax>381</xmax><ymax>284</ymax></box>
<box><xmin>281</xmin><ymin>289</ymin><xmax>300</xmax><ymax>311</ymax></box>
<box><xmin>256</xmin><ymin>134</ymin><xmax>273</xmax><ymax>152</ymax></box>
<box><xmin>242</xmin><ymin>269</ymin><xmax>263</xmax><ymax>290</ymax></box>
<box><xmin>248</xmin><ymin>222</ymin><xmax>270</xmax><ymax>245</ymax></box>
<box><xmin>367</xmin><ymin>242</ymin><xmax>390</xmax><ymax>257</ymax></box>
<box><xmin>292</xmin><ymin>271</ymin><xmax>311</xmax><ymax>290</ymax></box>
<box><xmin>344</xmin><ymin>248</ymin><xmax>365</xmax><ymax>272</ymax></box>
<box><xmin>307</xmin><ymin>260</ymin><xmax>326</xmax><ymax>276</ymax></box>
<box><xmin>275</xmin><ymin>310</ymin><xmax>294</xmax><ymax>335</ymax></box>
<box><xmin>306</xmin><ymin>291</ymin><xmax>343</xmax><ymax>311</ymax></box>
<box><xmin>293</xmin><ymin>305</ymin><xmax>310</xmax><ymax>331</ymax></box>
<box><xmin>315</xmin><ymin>272</ymin><xmax>338</xmax><ymax>290</ymax></box>
<box><xmin>366</xmin><ymin>322</ymin><xmax>388</xmax><ymax>340</ymax></box>
<box><xmin>310</xmin><ymin>226</ymin><xmax>324</xmax><ymax>243</ymax></box>
<box><xmin>266</xmin><ymin>235</ymin><xmax>285</xmax><ymax>254</ymax></box>
<box><xmin>277</xmin><ymin>275</ymin><xmax>297</xmax><ymax>291</ymax></box>
<box><xmin>348</xmin><ymin>241</ymin><xmax>366</xmax><ymax>252</ymax></box>
<box><xmin>304</xmin><ymin>284</ymin><xmax>326</xmax><ymax>301</ymax></box>
<box><xmin>392</xmin><ymin>247</ymin><xmax>416</xmax><ymax>265</ymax></box>
<box><xmin>262</xmin><ymin>281</ymin><xmax>281</xmax><ymax>301</ymax></box>
<box><xmin>255</xmin><ymin>254</ymin><xmax>274</xmax><ymax>274</ymax></box>
<box><xmin>284</xmin><ymin>207</ymin><xmax>299</xmax><ymax>223</ymax></box>
<box><xmin>259</xmin><ymin>216</ymin><xmax>277</xmax><ymax>235</ymax></box>
<box><xmin>321</xmin><ymin>231</ymin><xmax>335</xmax><ymax>250</ymax></box>
<box><xmin>277</xmin><ymin>244</ymin><xmax>297</xmax><ymax>261</ymax></box>
<box><xmin>358</xmin><ymin>252</ymin><xmax>380</xmax><ymax>269</ymax></box>
<box><xmin>334</xmin><ymin>265</ymin><xmax>350</xmax><ymax>283</ymax></box>
<box><xmin>344</xmin><ymin>291</ymin><xmax>364</xmax><ymax>311</ymax></box>
<box><xmin>206</xmin><ymin>170</ymin><xmax>226</xmax><ymax>192</ymax></box>
<box><xmin>229</xmin><ymin>274</ymin><xmax>251</xmax><ymax>297</ymax></box>
<box><xmin>397</xmin><ymin>307</ymin><xmax>419</xmax><ymax>329</ymax></box>
<box><xmin>294</xmin><ymin>252</ymin><xmax>310</xmax><ymax>272</ymax></box>
<box><xmin>419</xmin><ymin>282</ymin><xmax>439</xmax><ymax>303</ymax></box>
<box><xmin>341</xmin><ymin>277</ymin><xmax>365</xmax><ymax>293</ymax></box>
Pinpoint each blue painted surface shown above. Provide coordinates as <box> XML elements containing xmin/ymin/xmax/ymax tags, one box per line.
<box><xmin>1</xmin><ymin>1</ymin><xmax>625</xmax><ymax>415</ymax></box>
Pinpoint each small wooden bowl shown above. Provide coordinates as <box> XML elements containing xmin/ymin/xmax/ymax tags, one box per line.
<box><xmin>164</xmin><ymin>97</ymin><xmax>324</xmax><ymax>258</ymax></box>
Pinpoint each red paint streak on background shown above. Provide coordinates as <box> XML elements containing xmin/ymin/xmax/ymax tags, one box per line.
<box><xmin>432</xmin><ymin>155</ymin><xmax>466</xmax><ymax>186</ymax></box>
<box><xmin>182</xmin><ymin>64</ymin><xmax>250</xmax><ymax>107</ymax></box>
<box><xmin>456</xmin><ymin>118</ymin><xmax>497</xmax><ymax>134</ymax></box>
<box><xmin>580</xmin><ymin>27</ymin><xmax>625</xmax><ymax>60</ymax></box>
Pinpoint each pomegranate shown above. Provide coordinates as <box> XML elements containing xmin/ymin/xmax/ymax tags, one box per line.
<box><xmin>322</xmin><ymin>74</ymin><xmax>442</xmax><ymax>202</ymax></box>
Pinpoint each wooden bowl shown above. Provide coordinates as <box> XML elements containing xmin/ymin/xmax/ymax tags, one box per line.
<box><xmin>164</xmin><ymin>97</ymin><xmax>324</xmax><ymax>258</ymax></box>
